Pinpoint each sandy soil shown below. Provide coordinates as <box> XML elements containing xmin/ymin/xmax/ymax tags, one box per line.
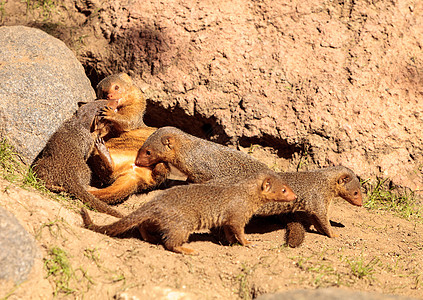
<box><xmin>1</xmin><ymin>157</ymin><xmax>422</xmax><ymax>299</ymax></box>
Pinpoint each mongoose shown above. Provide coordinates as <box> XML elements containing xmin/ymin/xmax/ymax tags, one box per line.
<box><xmin>81</xmin><ymin>171</ymin><xmax>297</xmax><ymax>255</ymax></box>
<box><xmin>254</xmin><ymin>166</ymin><xmax>363</xmax><ymax>247</ymax></box>
<box><xmin>135</xmin><ymin>126</ymin><xmax>277</xmax><ymax>184</ymax></box>
<box><xmin>96</xmin><ymin>72</ymin><xmax>146</xmax><ymax>137</ymax></box>
<box><xmin>32</xmin><ymin>100</ymin><xmax>123</xmax><ymax>218</ymax></box>
<box><xmin>87</xmin><ymin>73</ymin><xmax>169</xmax><ymax>203</ymax></box>
<box><xmin>88</xmin><ymin>133</ymin><xmax>170</xmax><ymax>204</ymax></box>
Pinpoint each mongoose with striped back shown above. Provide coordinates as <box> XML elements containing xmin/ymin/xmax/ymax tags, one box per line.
<box><xmin>135</xmin><ymin>126</ymin><xmax>284</xmax><ymax>184</ymax></box>
<box><xmin>135</xmin><ymin>128</ymin><xmax>362</xmax><ymax>247</ymax></box>
<box><xmin>81</xmin><ymin>170</ymin><xmax>297</xmax><ymax>255</ymax></box>
<box><xmin>254</xmin><ymin>166</ymin><xmax>363</xmax><ymax>247</ymax></box>
<box><xmin>32</xmin><ymin>100</ymin><xmax>123</xmax><ymax>218</ymax></box>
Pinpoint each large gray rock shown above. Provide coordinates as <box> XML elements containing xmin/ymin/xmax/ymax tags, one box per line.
<box><xmin>0</xmin><ymin>25</ymin><xmax>95</xmax><ymax>164</ymax></box>
<box><xmin>257</xmin><ymin>288</ymin><xmax>418</xmax><ymax>300</ymax></box>
<box><xmin>0</xmin><ymin>207</ymin><xmax>37</xmax><ymax>284</ymax></box>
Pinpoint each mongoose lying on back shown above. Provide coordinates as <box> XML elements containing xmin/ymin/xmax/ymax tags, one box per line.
<box><xmin>32</xmin><ymin>100</ymin><xmax>123</xmax><ymax>218</ymax></box>
<box><xmin>135</xmin><ymin>126</ymin><xmax>277</xmax><ymax>184</ymax></box>
<box><xmin>254</xmin><ymin>166</ymin><xmax>363</xmax><ymax>247</ymax></box>
<box><xmin>87</xmin><ymin>73</ymin><xmax>169</xmax><ymax>203</ymax></box>
<box><xmin>81</xmin><ymin>171</ymin><xmax>297</xmax><ymax>255</ymax></box>
<box><xmin>87</xmin><ymin>129</ymin><xmax>170</xmax><ymax>204</ymax></box>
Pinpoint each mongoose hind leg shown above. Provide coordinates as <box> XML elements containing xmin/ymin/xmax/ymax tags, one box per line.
<box><xmin>163</xmin><ymin>241</ymin><xmax>198</xmax><ymax>255</ymax></box>
<box><xmin>94</xmin><ymin>137</ymin><xmax>114</xmax><ymax>175</ymax></box>
<box><xmin>88</xmin><ymin>162</ymin><xmax>170</xmax><ymax>204</ymax></box>
<box><xmin>88</xmin><ymin>137</ymin><xmax>115</xmax><ymax>186</ymax></box>
<box><xmin>225</xmin><ymin>224</ymin><xmax>251</xmax><ymax>246</ymax></box>
<box><xmin>162</xmin><ymin>228</ymin><xmax>198</xmax><ymax>255</ymax></box>
<box><xmin>223</xmin><ymin>225</ymin><xmax>238</xmax><ymax>244</ymax></box>
<box><xmin>311</xmin><ymin>214</ymin><xmax>336</xmax><ymax>238</ymax></box>
<box><xmin>89</xmin><ymin>174</ymin><xmax>140</xmax><ymax>204</ymax></box>
<box><xmin>139</xmin><ymin>227</ymin><xmax>160</xmax><ymax>244</ymax></box>
<box><xmin>45</xmin><ymin>184</ymin><xmax>67</xmax><ymax>193</ymax></box>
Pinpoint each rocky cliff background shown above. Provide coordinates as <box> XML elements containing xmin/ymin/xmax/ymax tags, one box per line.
<box><xmin>1</xmin><ymin>0</ymin><xmax>422</xmax><ymax>192</ymax></box>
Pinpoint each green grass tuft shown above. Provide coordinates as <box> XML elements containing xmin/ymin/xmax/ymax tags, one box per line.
<box><xmin>25</xmin><ymin>0</ymin><xmax>58</xmax><ymax>20</ymax></box>
<box><xmin>363</xmin><ymin>178</ymin><xmax>422</xmax><ymax>221</ymax></box>
<box><xmin>0</xmin><ymin>139</ymin><xmax>26</xmax><ymax>182</ymax></box>
<box><xmin>44</xmin><ymin>247</ymin><xmax>75</xmax><ymax>296</ymax></box>
<box><xmin>345</xmin><ymin>256</ymin><xmax>379</xmax><ymax>280</ymax></box>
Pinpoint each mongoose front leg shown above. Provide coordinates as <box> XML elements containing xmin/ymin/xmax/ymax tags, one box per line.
<box><xmin>151</xmin><ymin>162</ymin><xmax>170</xmax><ymax>185</ymax></box>
<box><xmin>99</xmin><ymin>106</ymin><xmax>132</xmax><ymax>132</ymax></box>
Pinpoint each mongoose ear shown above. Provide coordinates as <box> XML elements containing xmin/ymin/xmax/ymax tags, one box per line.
<box><xmin>161</xmin><ymin>136</ymin><xmax>175</xmax><ymax>149</ymax></box>
<box><xmin>338</xmin><ymin>174</ymin><xmax>351</xmax><ymax>185</ymax></box>
<box><xmin>77</xmin><ymin>101</ymin><xmax>88</xmax><ymax>107</ymax></box>
<box><xmin>261</xmin><ymin>177</ymin><xmax>272</xmax><ymax>193</ymax></box>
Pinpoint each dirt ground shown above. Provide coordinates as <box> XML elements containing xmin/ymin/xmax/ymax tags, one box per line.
<box><xmin>1</xmin><ymin>149</ymin><xmax>422</xmax><ymax>300</ymax></box>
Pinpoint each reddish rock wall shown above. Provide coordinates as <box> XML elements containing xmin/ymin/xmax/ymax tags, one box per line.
<box><xmin>2</xmin><ymin>0</ymin><xmax>422</xmax><ymax>191</ymax></box>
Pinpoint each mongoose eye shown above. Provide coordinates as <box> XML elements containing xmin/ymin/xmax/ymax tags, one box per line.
<box><xmin>114</xmin><ymin>85</ymin><xmax>119</xmax><ymax>91</ymax></box>
<box><xmin>146</xmin><ymin>150</ymin><xmax>151</xmax><ymax>156</ymax></box>
<box><xmin>282</xmin><ymin>188</ymin><xmax>286</xmax><ymax>193</ymax></box>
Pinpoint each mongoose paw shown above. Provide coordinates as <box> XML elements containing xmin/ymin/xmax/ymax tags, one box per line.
<box><xmin>245</xmin><ymin>242</ymin><xmax>257</xmax><ymax>249</ymax></box>
<box><xmin>99</xmin><ymin>106</ymin><xmax>116</xmax><ymax>120</ymax></box>
<box><xmin>244</xmin><ymin>240</ymin><xmax>254</xmax><ymax>247</ymax></box>
<box><xmin>95</xmin><ymin>136</ymin><xmax>105</xmax><ymax>147</ymax></box>
<box><xmin>232</xmin><ymin>239</ymin><xmax>252</xmax><ymax>247</ymax></box>
<box><xmin>172</xmin><ymin>246</ymin><xmax>199</xmax><ymax>255</ymax></box>
<box><xmin>152</xmin><ymin>163</ymin><xmax>170</xmax><ymax>180</ymax></box>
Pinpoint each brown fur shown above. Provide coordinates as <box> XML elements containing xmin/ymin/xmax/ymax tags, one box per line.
<box><xmin>88</xmin><ymin>127</ymin><xmax>170</xmax><ymax>204</ymax></box>
<box><xmin>32</xmin><ymin>101</ymin><xmax>123</xmax><ymax>218</ymax></box>
<box><xmin>96</xmin><ymin>73</ymin><xmax>146</xmax><ymax>138</ymax></box>
<box><xmin>135</xmin><ymin>126</ymin><xmax>281</xmax><ymax>184</ymax></box>
<box><xmin>284</xmin><ymin>213</ymin><xmax>306</xmax><ymax>248</ymax></box>
<box><xmin>254</xmin><ymin>166</ymin><xmax>363</xmax><ymax>247</ymax></box>
<box><xmin>87</xmin><ymin>73</ymin><xmax>169</xmax><ymax>204</ymax></box>
<box><xmin>81</xmin><ymin>171</ymin><xmax>297</xmax><ymax>255</ymax></box>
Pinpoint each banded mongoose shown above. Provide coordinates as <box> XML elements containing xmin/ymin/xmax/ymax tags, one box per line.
<box><xmin>254</xmin><ymin>166</ymin><xmax>363</xmax><ymax>247</ymax></box>
<box><xmin>32</xmin><ymin>100</ymin><xmax>123</xmax><ymax>218</ymax></box>
<box><xmin>88</xmin><ymin>133</ymin><xmax>170</xmax><ymax>204</ymax></box>
<box><xmin>81</xmin><ymin>170</ymin><xmax>297</xmax><ymax>255</ymax></box>
<box><xmin>96</xmin><ymin>72</ymin><xmax>146</xmax><ymax>138</ymax></box>
<box><xmin>88</xmin><ymin>73</ymin><xmax>170</xmax><ymax>203</ymax></box>
<box><xmin>135</xmin><ymin>126</ymin><xmax>281</xmax><ymax>184</ymax></box>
